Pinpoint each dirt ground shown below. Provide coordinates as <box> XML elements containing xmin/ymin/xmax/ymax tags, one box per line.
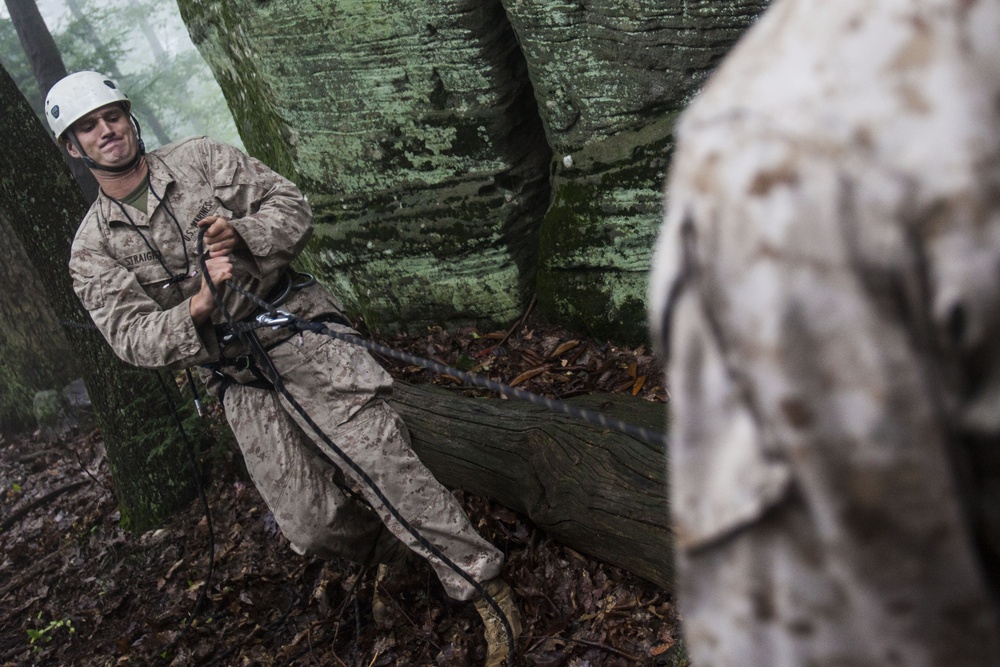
<box><xmin>0</xmin><ymin>311</ymin><xmax>684</xmax><ymax>666</ymax></box>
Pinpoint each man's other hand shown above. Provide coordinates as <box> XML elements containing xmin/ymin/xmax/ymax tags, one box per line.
<box><xmin>199</xmin><ymin>215</ymin><xmax>244</xmax><ymax>257</ymax></box>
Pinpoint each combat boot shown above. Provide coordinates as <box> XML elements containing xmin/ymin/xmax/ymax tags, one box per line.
<box><xmin>473</xmin><ymin>578</ymin><xmax>522</xmax><ymax>667</ymax></box>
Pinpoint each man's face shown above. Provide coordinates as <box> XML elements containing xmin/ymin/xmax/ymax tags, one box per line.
<box><xmin>65</xmin><ymin>103</ymin><xmax>138</xmax><ymax>168</ymax></box>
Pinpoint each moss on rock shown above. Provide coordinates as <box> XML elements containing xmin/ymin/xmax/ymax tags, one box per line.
<box><xmin>536</xmin><ymin>116</ymin><xmax>678</xmax><ymax>343</ymax></box>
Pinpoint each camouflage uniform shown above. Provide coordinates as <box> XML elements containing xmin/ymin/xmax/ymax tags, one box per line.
<box><xmin>649</xmin><ymin>0</ymin><xmax>1000</xmax><ymax>664</ymax></box>
<box><xmin>69</xmin><ymin>136</ymin><xmax>502</xmax><ymax>600</ymax></box>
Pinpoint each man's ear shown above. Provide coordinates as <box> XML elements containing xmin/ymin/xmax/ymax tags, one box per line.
<box><xmin>63</xmin><ymin>136</ymin><xmax>81</xmax><ymax>159</ymax></box>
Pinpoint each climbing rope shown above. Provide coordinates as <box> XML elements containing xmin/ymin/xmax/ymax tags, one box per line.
<box><xmin>197</xmin><ymin>232</ymin><xmax>529</xmax><ymax>661</ymax></box>
<box><xmin>224</xmin><ymin>281</ymin><xmax>669</xmax><ymax>449</ymax></box>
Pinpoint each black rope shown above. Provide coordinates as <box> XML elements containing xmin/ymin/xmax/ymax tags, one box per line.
<box><xmin>151</xmin><ymin>371</ymin><xmax>216</xmax><ymax>663</ymax></box>
<box><xmin>197</xmin><ymin>229</ymin><xmax>519</xmax><ymax>662</ymax></box>
<box><xmin>60</xmin><ymin>287</ymin><xmax>666</xmax><ymax>450</ymax></box>
<box><xmin>63</xmin><ymin>222</ymin><xmax>666</xmax><ymax>664</ymax></box>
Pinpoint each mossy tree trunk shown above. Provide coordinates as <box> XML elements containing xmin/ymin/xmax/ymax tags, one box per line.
<box><xmin>0</xmin><ymin>65</ymin><xmax>199</xmax><ymax>531</ymax></box>
<box><xmin>0</xmin><ymin>209</ymin><xmax>76</xmax><ymax>433</ymax></box>
<box><xmin>176</xmin><ymin>0</ymin><xmax>553</xmax><ymax>332</ymax></box>
<box><xmin>516</xmin><ymin>0</ymin><xmax>771</xmax><ymax>344</ymax></box>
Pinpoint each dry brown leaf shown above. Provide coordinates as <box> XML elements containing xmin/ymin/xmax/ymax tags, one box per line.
<box><xmin>521</xmin><ymin>349</ymin><xmax>544</xmax><ymax>366</ymax></box>
<box><xmin>549</xmin><ymin>339</ymin><xmax>580</xmax><ymax>359</ymax></box>
<box><xmin>650</xmin><ymin>641</ymin><xmax>674</xmax><ymax>656</ymax></box>
<box><xmin>510</xmin><ymin>366</ymin><xmax>547</xmax><ymax>387</ymax></box>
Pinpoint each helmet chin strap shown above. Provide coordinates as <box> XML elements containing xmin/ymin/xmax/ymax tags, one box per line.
<box><xmin>68</xmin><ymin>112</ymin><xmax>146</xmax><ymax>174</ymax></box>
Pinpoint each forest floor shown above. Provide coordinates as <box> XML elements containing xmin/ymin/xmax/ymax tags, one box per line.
<box><xmin>0</xmin><ymin>308</ymin><xmax>685</xmax><ymax>667</ymax></box>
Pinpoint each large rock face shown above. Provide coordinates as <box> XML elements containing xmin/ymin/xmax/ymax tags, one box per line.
<box><xmin>177</xmin><ymin>0</ymin><xmax>767</xmax><ymax>341</ymax></box>
<box><xmin>513</xmin><ymin>1</ymin><xmax>768</xmax><ymax>342</ymax></box>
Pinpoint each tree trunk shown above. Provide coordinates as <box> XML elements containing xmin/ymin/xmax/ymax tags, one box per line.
<box><xmin>0</xmin><ymin>209</ymin><xmax>75</xmax><ymax>433</ymax></box>
<box><xmin>4</xmin><ymin>0</ymin><xmax>98</xmax><ymax>202</ymax></box>
<box><xmin>0</xmin><ymin>65</ymin><xmax>200</xmax><ymax>531</ymax></box>
<box><xmin>390</xmin><ymin>382</ymin><xmax>673</xmax><ymax>591</ymax></box>
<box><xmin>5</xmin><ymin>0</ymin><xmax>61</xmax><ymax>98</ymax></box>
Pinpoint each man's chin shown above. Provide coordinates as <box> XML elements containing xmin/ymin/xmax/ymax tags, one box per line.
<box><xmin>97</xmin><ymin>149</ymin><xmax>139</xmax><ymax>170</ymax></box>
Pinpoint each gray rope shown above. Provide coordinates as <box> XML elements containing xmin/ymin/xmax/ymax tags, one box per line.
<box><xmin>228</xmin><ymin>282</ymin><xmax>669</xmax><ymax>449</ymax></box>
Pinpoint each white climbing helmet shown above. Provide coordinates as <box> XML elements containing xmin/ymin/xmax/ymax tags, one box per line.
<box><xmin>44</xmin><ymin>71</ymin><xmax>131</xmax><ymax>140</ymax></box>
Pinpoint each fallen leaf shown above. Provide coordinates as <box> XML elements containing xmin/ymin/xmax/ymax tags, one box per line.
<box><xmin>510</xmin><ymin>367</ymin><xmax>547</xmax><ymax>387</ymax></box>
<box><xmin>550</xmin><ymin>339</ymin><xmax>580</xmax><ymax>359</ymax></box>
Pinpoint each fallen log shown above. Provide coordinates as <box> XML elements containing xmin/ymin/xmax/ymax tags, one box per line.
<box><xmin>390</xmin><ymin>382</ymin><xmax>672</xmax><ymax>591</ymax></box>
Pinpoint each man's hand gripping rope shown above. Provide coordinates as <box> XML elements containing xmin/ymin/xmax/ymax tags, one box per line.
<box><xmin>190</xmin><ymin>216</ymin><xmax>240</xmax><ymax>325</ymax></box>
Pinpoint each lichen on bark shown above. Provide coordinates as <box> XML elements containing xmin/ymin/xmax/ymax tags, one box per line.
<box><xmin>178</xmin><ymin>0</ymin><xmax>551</xmax><ymax>331</ymax></box>
<box><xmin>507</xmin><ymin>0</ymin><xmax>771</xmax><ymax>343</ymax></box>
<box><xmin>177</xmin><ymin>0</ymin><xmax>768</xmax><ymax>342</ymax></box>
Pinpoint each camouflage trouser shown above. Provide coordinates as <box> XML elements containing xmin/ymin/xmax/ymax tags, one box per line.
<box><xmin>218</xmin><ymin>329</ymin><xmax>503</xmax><ymax>600</ymax></box>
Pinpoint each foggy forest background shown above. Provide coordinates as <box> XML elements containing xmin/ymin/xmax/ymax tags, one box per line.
<box><xmin>1</xmin><ymin>0</ymin><xmax>243</xmax><ymax>152</ymax></box>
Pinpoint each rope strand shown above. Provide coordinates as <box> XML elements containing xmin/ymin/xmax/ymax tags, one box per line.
<box><xmin>226</xmin><ymin>280</ymin><xmax>669</xmax><ymax>449</ymax></box>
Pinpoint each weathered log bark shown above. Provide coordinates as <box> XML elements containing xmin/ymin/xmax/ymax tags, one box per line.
<box><xmin>390</xmin><ymin>381</ymin><xmax>672</xmax><ymax>591</ymax></box>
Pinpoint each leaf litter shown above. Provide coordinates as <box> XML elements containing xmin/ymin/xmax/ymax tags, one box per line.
<box><xmin>0</xmin><ymin>311</ymin><xmax>682</xmax><ymax>666</ymax></box>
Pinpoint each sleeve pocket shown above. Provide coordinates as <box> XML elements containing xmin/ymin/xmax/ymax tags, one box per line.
<box><xmin>75</xmin><ymin>273</ymin><xmax>106</xmax><ymax>310</ymax></box>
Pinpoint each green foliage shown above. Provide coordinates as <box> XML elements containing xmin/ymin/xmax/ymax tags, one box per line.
<box><xmin>26</xmin><ymin>614</ymin><xmax>75</xmax><ymax>650</ymax></box>
<box><xmin>0</xmin><ymin>0</ymin><xmax>243</xmax><ymax>150</ymax></box>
